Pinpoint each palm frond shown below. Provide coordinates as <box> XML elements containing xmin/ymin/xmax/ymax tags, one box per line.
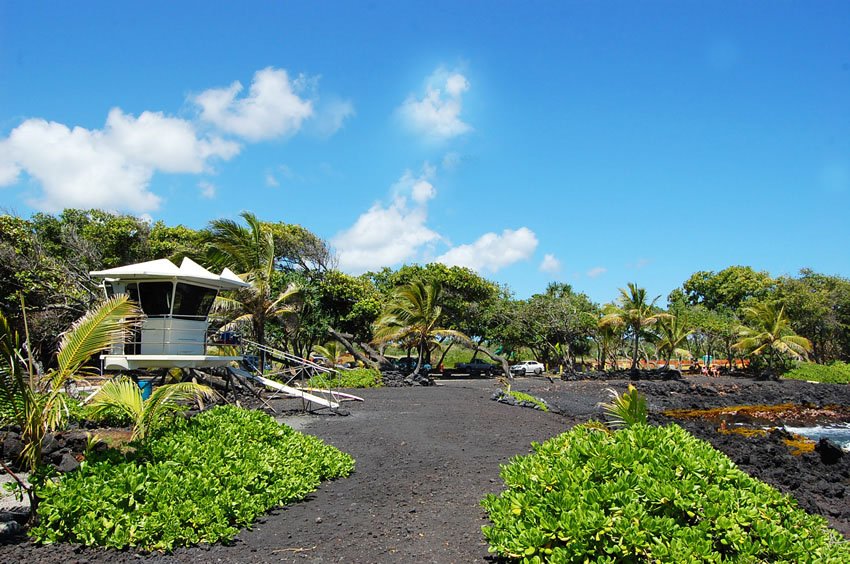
<box><xmin>141</xmin><ymin>382</ymin><xmax>214</xmax><ymax>439</ymax></box>
<box><xmin>88</xmin><ymin>376</ymin><xmax>145</xmax><ymax>430</ymax></box>
<box><xmin>601</xmin><ymin>385</ymin><xmax>647</xmax><ymax>429</ymax></box>
<box><xmin>0</xmin><ymin>311</ymin><xmax>28</xmax><ymax>426</ymax></box>
<box><xmin>56</xmin><ymin>295</ymin><xmax>141</xmax><ymax>381</ymax></box>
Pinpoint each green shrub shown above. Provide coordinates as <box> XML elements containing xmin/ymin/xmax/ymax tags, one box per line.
<box><xmin>308</xmin><ymin>367</ymin><xmax>383</xmax><ymax>389</ymax></box>
<box><xmin>65</xmin><ymin>396</ymin><xmax>132</xmax><ymax>427</ymax></box>
<box><xmin>482</xmin><ymin>423</ymin><xmax>850</xmax><ymax>562</ymax></box>
<box><xmin>783</xmin><ymin>361</ymin><xmax>850</xmax><ymax>384</ymax></box>
<box><xmin>31</xmin><ymin>405</ymin><xmax>354</xmax><ymax>551</ymax></box>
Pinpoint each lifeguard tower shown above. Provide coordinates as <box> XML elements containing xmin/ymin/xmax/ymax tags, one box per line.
<box><xmin>90</xmin><ymin>257</ymin><xmax>249</xmax><ymax>370</ymax></box>
<box><xmin>89</xmin><ymin>257</ymin><xmax>349</xmax><ymax>410</ymax></box>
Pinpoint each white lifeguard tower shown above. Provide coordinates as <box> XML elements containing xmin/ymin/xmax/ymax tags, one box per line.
<box><xmin>90</xmin><ymin>257</ymin><xmax>352</xmax><ymax>411</ymax></box>
<box><xmin>90</xmin><ymin>257</ymin><xmax>249</xmax><ymax>370</ymax></box>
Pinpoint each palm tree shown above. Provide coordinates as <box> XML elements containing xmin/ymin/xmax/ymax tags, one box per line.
<box><xmin>312</xmin><ymin>341</ymin><xmax>347</xmax><ymax>367</ymax></box>
<box><xmin>212</xmin><ymin>279</ymin><xmax>300</xmax><ymax>363</ymax></box>
<box><xmin>656</xmin><ymin>314</ymin><xmax>693</xmax><ymax>367</ymax></box>
<box><xmin>373</xmin><ymin>279</ymin><xmax>470</xmax><ymax>374</ymax></box>
<box><xmin>203</xmin><ymin>212</ymin><xmax>300</xmax><ymax>366</ymax></box>
<box><xmin>733</xmin><ymin>302</ymin><xmax>811</xmax><ymax>372</ymax></box>
<box><xmin>599</xmin><ymin>283</ymin><xmax>669</xmax><ymax>370</ymax></box>
<box><xmin>595</xmin><ymin>304</ymin><xmax>625</xmax><ymax>370</ymax></box>
<box><xmin>88</xmin><ymin>376</ymin><xmax>214</xmax><ymax>441</ymax></box>
<box><xmin>0</xmin><ymin>295</ymin><xmax>140</xmax><ymax>521</ymax></box>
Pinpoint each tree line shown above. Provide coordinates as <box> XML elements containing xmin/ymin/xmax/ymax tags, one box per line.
<box><xmin>1</xmin><ymin>209</ymin><xmax>848</xmax><ymax>375</ymax></box>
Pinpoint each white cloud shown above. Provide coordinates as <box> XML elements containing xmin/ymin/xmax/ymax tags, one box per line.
<box><xmin>198</xmin><ymin>180</ymin><xmax>216</xmax><ymax>199</ymax></box>
<box><xmin>310</xmin><ymin>98</ymin><xmax>355</xmax><ymax>137</ymax></box>
<box><xmin>539</xmin><ymin>253</ymin><xmax>561</xmax><ymax>273</ymax></box>
<box><xmin>193</xmin><ymin>67</ymin><xmax>313</xmax><ymax>141</ymax></box>
<box><xmin>333</xmin><ymin>197</ymin><xmax>440</xmax><ymax>273</ymax></box>
<box><xmin>627</xmin><ymin>258</ymin><xmax>651</xmax><ymax>270</ymax></box>
<box><xmin>334</xmin><ymin>168</ymin><xmax>441</xmax><ymax>273</ymax></box>
<box><xmin>411</xmin><ymin>180</ymin><xmax>436</xmax><ymax>204</ymax></box>
<box><xmin>587</xmin><ymin>267</ymin><xmax>607</xmax><ymax>278</ymax></box>
<box><xmin>436</xmin><ymin>227</ymin><xmax>538</xmax><ymax>273</ymax></box>
<box><xmin>398</xmin><ymin>67</ymin><xmax>472</xmax><ymax>140</ymax></box>
<box><xmin>0</xmin><ymin>110</ymin><xmax>239</xmax><ymax>213</ymax></box>
<box><xmin>265</xmin><ymin>173</ymin><xmax>279</xmax><ymax>188</ymax></box>
<box><xmin>106</xmin><ymin>108</ymin><xmax>238</xmax><ymax>172</ymax></box>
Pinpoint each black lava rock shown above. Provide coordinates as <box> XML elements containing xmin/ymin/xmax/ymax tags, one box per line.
<box><xmin>815</xmin><ymin>438</ymin><xmax>845</xmax><ymax>465</ymax></box>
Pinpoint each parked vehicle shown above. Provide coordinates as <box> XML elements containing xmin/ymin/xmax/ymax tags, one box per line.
<box><xmin>510</xmin><ymin>360</ymin><xmax>545</xmax><ymax>376</ymax></box>
<box><xmin>455</xmin><ymin>359</ymin><xmax>500</xmax><ymax>376</ymax></box>
<box><xmin>393</xmin><ymin>357</ymin><xmax>430</xmax><ymax>372</ymax></box>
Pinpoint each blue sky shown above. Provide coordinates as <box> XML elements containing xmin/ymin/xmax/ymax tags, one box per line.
<box><xmin>1</xmin><ymin>1</ymin><xmax>848</xmax><ymax>304</ymax></box>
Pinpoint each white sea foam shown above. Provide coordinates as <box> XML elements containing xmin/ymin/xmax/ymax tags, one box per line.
<box><xmin>784</xmin><ymin>423</ymin><xmax>850</xmax><ymax>452</ymax></box>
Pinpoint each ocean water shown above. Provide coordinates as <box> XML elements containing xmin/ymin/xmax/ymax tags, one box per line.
<box><xmin>784</xmin><ymin>423</ymin><xmax>850</xmax><ymax>451</ymax></box>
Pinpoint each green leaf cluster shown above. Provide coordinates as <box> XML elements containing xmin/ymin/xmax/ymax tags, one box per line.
<box><xmin>482</xmin><ymin>423</ymin><xmax>850</xmax><ymax>562</ymax></box>
<box><xmin>600</xmin><ymin>384</ymin><xmax>647</xmax><ymax>429</ymax></box>
<box><xmin>308</xmin><ymin>367</ymin><xmax>383</xmax><ymax>389</ymax></box>
<box><xmin>783</xmin><ymin>361</ymin><xmax>850</xmax><ymax>384</ymax></box>
<box><xmin>64</xmin><ymin>396</ymin><xmax>132</xmax><ymax>427</ymax></box>
<box><xmin>30</xmin><ymin>405</ymin><xmax>354</xmax><ymax>551</ymax></box>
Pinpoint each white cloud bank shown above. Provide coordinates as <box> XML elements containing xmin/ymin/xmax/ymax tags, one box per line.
<box><xmin>193</xmin><ymin>67</ymin><xmax>313</xmax><ymax>141</ymax></box>
<box><xmin>437</xmin><ymin>228</ymin><xmax>538</xmax><ymax>273</ymax></box>
<box><xmin>0</xmin><ymin>67</ymin><xmax>349</xmax><ymax>213</ymax></box>
<box><xmin>333</xmin><ymin>169</ymin><xmax>441</xmax><ymax>273</ymax></box>
<box><xmin>398</xmin><ymin>67</ymin><xmax>472</xmax><ymax>140</ymax></box>
<box><xmin>587</xmin><ymin>267</ymin><xmax>607</xmax><ymax>278</ymax></box>
<box><xmin>0</xmin><ymin>110</ymin><xmax>239</xmax><ymax>212</ymax></box>
<box><xmin>334</xmin><ymin>167</ymin><xmax>538</xmax><ymax>275</ymax></box>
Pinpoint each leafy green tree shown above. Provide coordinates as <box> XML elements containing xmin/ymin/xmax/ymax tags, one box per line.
<box><xmin>682</xmin><ymin>266</ymin><xmax>774</xmax><ymax>312</ymax></box>
<box><xmin>0</xmin><ymin>214</ymin><xmax>104</xmax><ymax>364</ymax></box>
<box><xmin>31</xmin><ymin>209</ymin><xmax>153</xmax><ymax>269</ymax></box>
<box><xmin>734</xmin><ymin>302</ymin><xmax>812</xmax><ymax>373</ymax></box>
<box><xmin>373</xmin><ymin>279</ymin><xmax>470</xmax><ymax>374</ymax></box>
<box><xmin>774</xmin><ymin>269</ymin><xmax>850</xmax><ymax>363</ymax></box>
<box><xmin>686</xmin><ymin>305</ymin><xmax>740</xmax><ymax>369</ymax></box>
<box><xmin>520</xmin><ymin>284</ymin><xmax>598</xmax><ymax>369</ymax></box>
<box><xmin>149</xmin><ymin>222</ymin><xmax>204</xmax><ymax>260</ymax></box>
<box><xmin>317</xmin><ymin>270</ymin><xmax>383</xmax><ymax>343</ymax></box>
<box><xmin>600</xmin><ymin>283</ymin><xmax>669</xmax><ymax>370</ymax></box>
<box><xmin>264</xmin><ymin>222</ymin><xmax>334</xmax><ymax>273</ymax></box>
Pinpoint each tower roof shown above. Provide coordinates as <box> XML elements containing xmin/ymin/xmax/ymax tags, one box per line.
<box><xmin>90</xmin><ymin>257</ymin><xmax>250</xmax><ymax>290</ymax></box>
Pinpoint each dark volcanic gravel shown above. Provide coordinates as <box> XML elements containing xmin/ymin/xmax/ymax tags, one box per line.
<box><xmin>1</xmin><ymin>375</ymin><xmax>849</xmax><ymax>562</ymax></box>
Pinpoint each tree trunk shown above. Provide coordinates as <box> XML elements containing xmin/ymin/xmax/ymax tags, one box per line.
<box><xmin>255</xmin><ymin>319</ymin><xmax>266</xmax><ymax>372</ymax></box>
<box><xmin>631</xmin><ymin>331</ymin><xmax>640</xmax><ymax>370</ymax></box>
<box><xmin>473</xmin><ymin>346</ymin><xmax>512</xmax><ymax>378</ymax></box>
<box><xmin>360</xmin><ymin>341</ymin><xmax>393</xmax><ymax>367</ymax></box>
<box><xmin>435</xmin><ymin>340</ymin><xmax>455</xmax><ymax>370</ymax></box>
<box><xmin>327</xmin><ymin>327</ymin><xmax>381</xmax><ymax>370</ymax></box>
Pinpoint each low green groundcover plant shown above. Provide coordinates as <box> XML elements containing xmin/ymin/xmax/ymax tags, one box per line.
<box><xmin>308</xmin><ymin>367</ymin><xmax>383</xmax><ymax>389</ymax></box>
<box><xmin>30</xmin><ymin>405</ymin><xmax>354</xmax><ymax>551</ymax></box>
<box><xmin>508</xmin><ymin>390</ymin><xmax>549</xmax><ymax>412</ymax></box>
<box><xmin>783</xmin><ymin>361</ymin><xmax>850</xmax><ymax>384</ymax></box>
<box><xmin>65</xmin><ymin>396</ymin><xmax>133</xmax><ymax>427</ymax></box>
<box><xmin>482</xmin><ymin>423</ymin><xmax>850</xmax><ymax>562</ymax></box>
